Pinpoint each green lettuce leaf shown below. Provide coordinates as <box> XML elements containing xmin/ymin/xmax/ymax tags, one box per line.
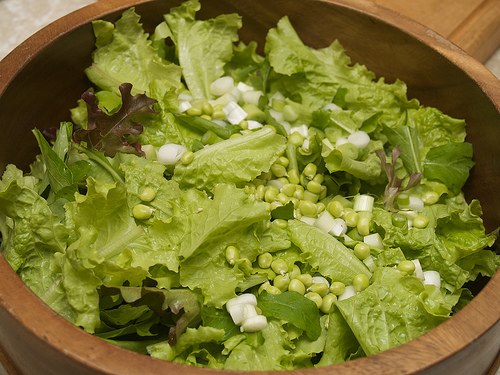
<box><xmin>173</xmin><ymin>127</ymin><xmax>286</xmax><ymax>191</ymax></box>
<box><xmin>163</xmin><ymin>0</ymin><xmax>242</xmax><ymax>99</ymax></box>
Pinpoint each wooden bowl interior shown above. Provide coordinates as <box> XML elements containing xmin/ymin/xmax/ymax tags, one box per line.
<box><xmin>0</xmin><ymin>0</ymin><xmax>499</xmax><ymax>374</ymax></box>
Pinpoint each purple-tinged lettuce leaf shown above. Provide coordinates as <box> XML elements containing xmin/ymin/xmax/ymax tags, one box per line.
<box><xmin>73</xmin><ymin>83</ymin><xmax>156</xmax><ymax>157</ymax></box>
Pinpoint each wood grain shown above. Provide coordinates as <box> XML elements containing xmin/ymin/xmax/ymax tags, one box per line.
<box><xmin>370</xmin><ymin>0</ymin><xmax>500</xmax><ymax>62</ymax></box>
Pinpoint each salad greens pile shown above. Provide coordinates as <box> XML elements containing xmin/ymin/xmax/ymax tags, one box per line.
<box><xmin>1</xmin><ymin>0</ymin><xmax>499</xmax><ymax>370</ymax></box>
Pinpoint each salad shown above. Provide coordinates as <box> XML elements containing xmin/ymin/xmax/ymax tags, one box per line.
<box><xmin>1</xmin><ymin>0</ymin><xmax>499</xmax><ymax>370</ymax></box>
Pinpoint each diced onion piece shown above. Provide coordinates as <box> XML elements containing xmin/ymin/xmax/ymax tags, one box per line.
<box><xmin>210</xmin><ymin>76</ymin><xmax>234</xmax><ymax>96</ymax></box>
<box><xmin>300</xmin><ymin>216</ymin><xmax>317</xmax><ymax>226</ymax></box>
<box><xmin>247</xmin><ymin>120</ymin><xmax>264</xmax><ymax>130</ymax></box>
<box><xmin>226</xmin><ymin>294</ymin><xmax>257</xmax><ymax>311</ymax></box>
<box><xmin>228</xmin><ymin>303</ymin><xmax>257</xmax><ymax>325</ymax></box>
<box><xmin>302</xmin><ymin>138</ymin><xmax>310</xmax><ymax>152</ymax></box>
<box><xmin>269</xmin><ymin>108</ymin><xmax>284</xmax><ymax>123</ymax></box>
<box><xmin>240</xmin><ymin>315</ymin><xmax>268</xmax><ymax>332</ymax></box>
<box><xmin>363</xmin><ymin>233</ymin><xmax>384</xmax><ymax>249</ymax></box>
<box><xmin>398</xmin><ymin>196</ymin><xmax>424</xmax><ymax>212</ymax></box>
<box><xmin>347</xmin><ymin>130</ymin><xmax>370</xmax><ymax>149</ymax></box>
<box><xmin>157</xmin><ymin>144</ymin><xmax>187</xmax><ymax>165</ymax></box>
<box><xmin>209</xmin><ymin>92</ymin><xmax>238</xmax><ymax>107</ymax></box>
<box><xmin>353</xmin><ymin>195</ymin><xmax>374</xmax><ymax>212</ymax></box>
<box><xmin>237</xmin><ymin>81</ymin><xmax>253</xmax><ymax>93</ymax></box>
<box><xmin>338</xmin><ymin>285</ymin><xmax>356</xmax><ymax>301</ymax></box>
<box><xmin>330</xmin><ymin>218</ymin><xmax>348</xmax><ymax>237</ymax></box>
<box><xmin>212</xmin><ymin>119</ymin><xmax>227</xmax><ymax>127</ymax></box>
<box><xmin>141</xmin><ymin>144</ymin><xmax>156</xmax><ymax>160</ymax></box>
<box><xmin>290</xmin><ymin>125</ymin><xmax>308</xmax><ymax>138</ymax></box>
<box><xmin>412</xmin><ymin>259</ymin><xmax>425</xmax><ymax>280</ymax></box>
<box><xmin>314</xmin><ymin>210</ymin><xmax>336</xmax><ymax>233</ymax></box>
<box><xmin>335</xmin><ymin>137</ymin><xmax>349</xmax><ymax>148</ymax></box>
<box><xmin>223</xmin><ymin>101</ymin><xmax>248</xmax><ymax>125</ymax></box>
<box><xmin>322</xmin><ymin>103</ymin><xmax>342</xmax><ymax>111</ymax></box>
<box><xmin>322</xmin><ymin>138</ymin><xmax>334</xmax><ymax>152</ymax></box>
<box><xmin>269</xmin><ymin>91</ymin><xmax>286</xmax><ymax>103</ymax></box>
<box><xmin>423</xmin><ymin>270</ymin><xmax>441</xmax><ymax>289</ymax></box>
<box><xmin>282</xmin><ymin>105</ymin><xmax>298</xmax><ymax>122</ymax></box>
<box><xmin>363</xmin><ymin>255</ymin><xmax>377</xmax><ymax>272</ymax></box>
<box><xmin>178</xmin><ymin>101</ymin><xmax>192</xmax><ymax>113</ymax></box>
<box><xmin>242</xmin><ymin>90</ymin><xmax>263</xmax><ymax>106</ymax></box>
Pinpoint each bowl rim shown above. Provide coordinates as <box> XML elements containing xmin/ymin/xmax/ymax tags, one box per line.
<box><xmin>0</xmin><ymin>0</ymin><xmax>499</xmax><ymax>374</ymax></box>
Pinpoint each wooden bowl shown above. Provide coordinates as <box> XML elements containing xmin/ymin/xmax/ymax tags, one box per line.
<box><xmin>0</xmin><ymin>0</ymin><xmax>499</xmax><ymax>374</ymax></box>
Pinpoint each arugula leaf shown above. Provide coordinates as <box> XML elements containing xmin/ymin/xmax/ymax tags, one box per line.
<box><xmin>423</xmin><ymin>142</ymin><xmax>475</xmax><ymax>195</ymax></box>
<box><xmin>73</xmin><ymin>83</ymin><xmax>156</xmax><ymax>157</ymax></box>
<box><xmin>384</xmin><ymin>125</ymin><xmax>422</xmax><ymax>175</ymax></box>
<box><xmin>258</xmin><ymin>291</ymin><xmax>321</xmax><ymax>340</ymax></box>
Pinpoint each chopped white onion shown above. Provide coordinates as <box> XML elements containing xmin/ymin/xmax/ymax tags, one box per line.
<box><xmin>178</xmin><ymin>93</ymin><xmax>193</xmax><ymax>102</ymax></box>
<box><xmin>300</xmin><ymin>216</ymin><xmax>317</xmax><ymax>226</ymax></box>
<box><xmin>156</xmin><ymin>143</ymin><xmax>187</xmax><ymax>165</ymax></box>
<box><xmin>247</xmin><ymin>120</ymin><xmax>264</xmax><ymax>130</ymax></box>
<box><xmin>178</xmin><ymin>100</ymin><xmax>192</xmax><ymax>113</ymax></box>
<box><xmin>338</xmin><ymin>285</ymin><xmax>357</xmax><ymax>301</ymax></box>
<box><xmin>423</xmin><ymin>270</ymin><xmax>441</xmax><ymax>289</ymax></box>
<box><xmin>412</xmin><ymin>259</ymin><xmax>425</xmax><ymax>280</ymax></box>
<box><xmin>211</xmin><ymin>119</ymin><xmax>227</xmax><ymax>127</ymax></box>
<box><xmin>335</xmin><ymin>137</ymin><xmax>349</xmax><ymax>148</ymax></box>
<box><xmin>242</xmin><ymin>90</ymin><xmax>263</xmax><ymax>106</ymax></box>
<box><xmin>322</xmin><ymin>103</ymin><xmax>342</xmax><ymax>111</ymax></box>
<box><xmin>314</xmin><ymin>210</ymin><xmax>336</xmax><ymax>233</ymax></box>
<box><xmin>210</xmin><ymin>76</ymin><xmax>234</xmax><ymax>96</ymax></box>
<box><xmin>237</xmin><ymin>81</ymin><xmax>254</xmax><ymax>93</ymax></box>
<box><xmin>240</xmin><ymin>315</ymin><xmax>268</xmax><ymax>332</ymax></box>
<box><xmin>301</xmin><ymin>138</ymin><xmax>310</xmax><ymax>152</ymax></box>
<box><xmin>398</xmin><ymin>196</ymin><xmax>425</xmax><ymax>212</ymax></box>
<box><xmin>353</xmin><ymin>195</ymin><xmax>374</xmax><ymax>212</ymax></box>
<box><xmin>363</xmin><ymin>256</ymin><xmax>377</xmax><ymax>272</ymax></box>
<box><xmin>269</xmin><ymin>108</ymin><xmax>284</xmax><ymax>122</ymax></box>
<box><xmin>226</xmin><ymin>294</ymin><xmax>257</xmax><ymax>310</ymax></box>
<box><xmin>223</xmin><ymin>101</ymin><xmax>248</xmax><ymax>125</ymax></box>
<box><xmin>330</xmin><ymin>218</ymin><xmax>348</xmax><ymax>237</ymax></box>
<box><xmin>228</xmin><ymin>303</ymin><xmax>257</xmax><ymax>325</ymax></box>
<box><xmin>347</xmin><ymin>130</ymin><xmax>370</xmax><ymax>149</ymax></box>
<box><xmin>363</xmin><ymin>233</ymin><xmax>384</xmax><ymax>249</ymax></box>
<box><xmin>290</xmin><ymin>124</ymin><xmax>308</xmax><ymax>138</ymax></box>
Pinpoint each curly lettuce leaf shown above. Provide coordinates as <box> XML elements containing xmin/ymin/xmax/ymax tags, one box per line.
<box><xmin>85</xmin><ymin>8</ymin><xmax>182</xmax><ymax>96</ymax></box>
<box><xmin>173</xmin><ymin>127</ymin><xmax>287</xmax><ymax>192</ymax></box>
<box><xmin>163</xmin><ymin>0</ymin><xmax>242</xmax><ymax>99</ymax></box>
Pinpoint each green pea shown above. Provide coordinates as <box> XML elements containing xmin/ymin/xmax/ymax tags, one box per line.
<box><xmin>316</xmin><ymin>202</ymin><xmax>326</xmax><ymax>214</ymax></box>
<box><xmin>212</xmin><ymin>110</ymin><xmax>226</xmax><ymax>120</ymax></box>
<box><xmin>305</xmin><ymin>292</ymin><xmax>323</xmax><ymax>309</ymax></box>
<box><xmin>266</xmin><ymin>285</ymin><xmax>282</xmax><ymax>295</ymax></box>
<box><xmin>354</xmin><ymin>243</ymin><xmax>371</xmax><ymax>260</ymax></box>
<box><xmin>281</xmin><ymin>183</ymin><xmax>297</xmax><ymax>197</ymax></box>
<box><xmin>180</xmin><ymin>151</ymin><xmax>195</xmax><ymax>165</ymax></box>
<box><xmin>264</xmin><ymin>189</ymin><xmax>278</xmax><ymax>203</ymax></box>
<box><xmin>310</xmin><ymin>282</ymin><xmax>329</xmax><ymax>296</ymax></box>
<box><xmin>344</xmin><ymin>211</ymin><xmax>359</xmax><ymax>227</ymax></box>
<box><xmin>329</xmin><ymin>281</ymin><xmax>346</xmax><ymax>296</ymax></box>
<box><xmin>271</xmin><ymin>164</ymin><xmax>288</xmax><ymax>178</ymax></box>
<box><xmin>357</xmin><ymin>217</ymin><xmax>371</xmax><ymax>236</ymax></box>
<box><xmin>225</xmin><ymin>245</ymin><xmax>240</xmax><ymax>265</ymax></box>
<box><xmin>278</xmin><ymin>156</ymin><xmax>290</xmax><ymax>168</ymax></box>
<box><xmin>255</xmin><ymin>185</ymin><xmax>266</xmax><ymax>200</ymax></box>
<box><xmin>289</xmin><ymin>264</ymin><xmax>301</xmax><ymax>280</ymax></box>
<box><xmin>422</xmin><ymin>191</ymin><xmax>439</xmax><ymax>205</ymax></box>
<box><xmin>271</xmin><ymin>258</ymin><xmax>288</xmax><ymax>275</ymax></box>
<box><xmin>288</xmin><ymin>132</ymin><xmax>304</xmax><ymax>147</ymax></box>
<box><xmin>201</xmin><ymin>102</ymin><xmax>213</xmax><ymax>115</ymax></box>
<box><xmin>320</xmin><ymin>293</ymin><xmax>337</xmax><ymax>314</ymax></box>
<box><xmin>327</xmin><ymin>200</ymin><xmax>344</xmax><ymax>218</ymax></box>
<box><xmin>274</xmin><ymin>274</ymin><xmax>290</xmax><ymax>292</ymax></box>
<box><xmin>312</xmin><ymin>174</ymin><xmax>325</xmax><ymax>184</ymax></box>
<box><xmin>398</xmin><ymin>260</ymin><xmax>416</xmax><ymax>274</ymax></box>
<box><xmin>299</xmin><ymin>200</ymin><xmax>318</xmax><ymax>217</ymax></box>
<box><xmin>258</xmin><ymin>253</ymin><xmax>273</xmax><ymax>269</ymax></box>
<box><xmin>413</xmin><ymin>215</ymin><xmax>429</xmax><ymax>229</ymax></box>
<box><xmin>186</xmin><ymin>106</ymin><xmax>202</xmax><ymax>116</ymax></box>
<box><xmin>295</xmin><ymin>273</ymin><xmax>313</xmax><ymax>288</ymax></box>
<box><xmin>273</xmin><ymin>218</ymin><xmax>288</xmax><ymax>229</ymax></box>
<box><xmin>239</xmin><ymin>120</ymin><xmax>249</xmax><ymax>130</ymax></box>
<box><xmin>132</xmin><ymin>204</ymin><xmax>153</xmax><ymax>220</ymax></box>
<box><xmin>353</xmin><ymin>274</ymin><xmax>370</xmax><ymax>292</ymax></box>
<box><xmin>288</xmin><ymin>279</ymin><xmax>306</xmax><ymax>295</ymax></box>
<box><xmin>306</xmin><ymin>180</ymin><xmax>323</xmax><ymax>195</ymax></box>
<box><xmin>303</xmin><ymin>163</ymin><xmax>317</xmax><ymax>179</ymax></box>
<box><xmin>139</xmin><ymin>187</ymin><xmax>156</xmax><ymax>202</ymax></box>
<box><xmin>200</xmin><ymin>114</ymin><xmax>212</xmax><ymax>121</ymax></box>
<box><xmin>293</xmin><ymin>189</ymin><xmax>304</xmax><ymax>200</ymax></box>
<box><xmin>277</xmin><ymin>192</ymin><xmax>290</xmax><ymax>205</ymax></box>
